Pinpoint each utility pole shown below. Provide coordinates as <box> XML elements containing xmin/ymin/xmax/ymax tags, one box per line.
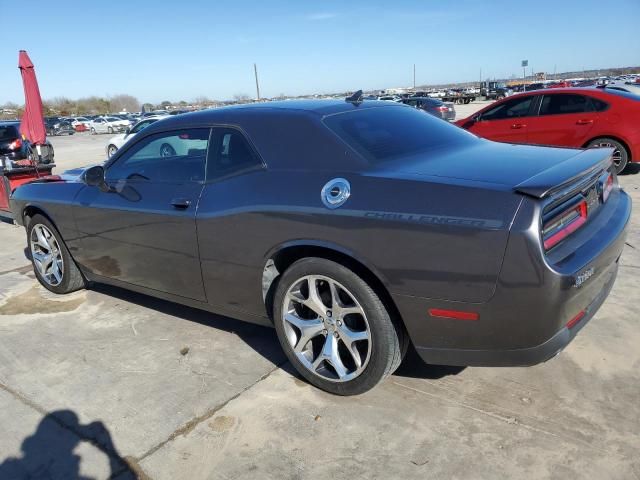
<box><xmin>479</xmin><ymin>68</ymin><xmax>482</xmax><ymax>85</ymax></box>
<box><xmin>413</xmin><ymin>64</ymin><xmax>416</xmax><ymax>89</ymax></box>
<box><xmin>254</xmin><ymin>63</ymin><xmax>261</xmax><ymax>101</ymax></box>
<box><xmin>553</xmin><ymin>64</ymin><xmax>557</xmax><ymax>80</ymax></box>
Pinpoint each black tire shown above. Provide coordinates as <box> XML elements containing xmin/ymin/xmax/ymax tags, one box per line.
<box><xmin>586</xmin><ymin>137</ymin><xmax>629</xmax><ymax>174</ymax></box>
<box><xmin>90</xmin><ymin>127</ymin><xmax>96</xmax><ymax>135</ymax></box>
<box><xmin>27</xmin><ymin>214</ymin><xmax>85</xmax><ymax>294</ymax></box>
<box><xmin>108</xmin><ymin>126</ymin><xmax>114</xmax><ymax>134</ymax></box>
<box><xmin>273</xmin><ymin>257</ymin><xmax>407</xmax><ymax>395</ymax></box>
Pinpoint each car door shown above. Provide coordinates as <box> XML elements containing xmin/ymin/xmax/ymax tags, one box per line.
<box><xmin>195</xmin><ymin>127</ymin><xmax>266</xmax><ymax>311</ymax></box>
<box><xmin>93</xmin><ymin>118</ymin><xmax>104</xmax><ymax>133</ymax></box>
<box><xmin>525</xmin><ymin>93</ymin><xmax>599</xmax><ymax>148</ymax></box>
<box><xmin>73</xmin><ymin>127</ymin><xmax>210</xmax><ymax>300</ymax></box>
<box><xmin>470</xmin><ymin>95</ymin><xmax>535</xmax><ymax>143</ymax></box>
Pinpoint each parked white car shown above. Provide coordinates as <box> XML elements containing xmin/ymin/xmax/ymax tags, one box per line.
<box><xmin>105</xmin><ymin>116</ymin><xmax>167</xmax><ymax>158</ymax></box>
<box><xmin>89</xmin><ymin>116</ymin><xmax>130</xmax><ymax>135</ymax></box>
<box><xmin>65</xmin><ymin>117</ymin><xmax>92</xmax><ymax>128</ymax></box>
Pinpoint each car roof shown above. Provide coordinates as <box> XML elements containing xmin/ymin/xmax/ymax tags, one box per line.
<box><xmin>142</xmin><ymin>99</ymin><xmax>405</xmax><ymax>133</ymax></box>
<box><xmin>0</xmin><ymin>121</ymin><xmax>19</xmax><ymax>126</ymax></box>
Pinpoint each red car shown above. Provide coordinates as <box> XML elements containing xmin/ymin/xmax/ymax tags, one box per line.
<box><xmin>456</xmin><ymin>88</ymin><xmax>640</xmax><ymax>173</ymax></box>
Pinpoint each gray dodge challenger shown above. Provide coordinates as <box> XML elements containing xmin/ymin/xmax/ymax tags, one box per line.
<box><xmin>10</xmin><ymin>99</ymin><xmax>631</xmax><ymax>395</ymax></box>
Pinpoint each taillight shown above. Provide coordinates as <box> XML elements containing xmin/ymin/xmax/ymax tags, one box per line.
<box><xmin>8</xmin><ymin>138</ymin><xmax>22</xmax><ymax>150</ymax></box>
<box><xmin>602</xmin><ymin>173</ymin><xmax>614</xmax><ymax>203</ymax></box>
<box><xmin>542</xmin><ymin>200</ymin><xmax>588</xmax><ymax>250</ymax></box>
<box><xmin>436</xmin><ymin>106</ymin><xmax>448</xmax><ymax>112</ymax></box>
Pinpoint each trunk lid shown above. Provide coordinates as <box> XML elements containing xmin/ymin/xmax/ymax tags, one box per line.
<box><xmin>373</xmin><ymin>140</ymin><xmax>613</xmax><ymax>197</ymax></box>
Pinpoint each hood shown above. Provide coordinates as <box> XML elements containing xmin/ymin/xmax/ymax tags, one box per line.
<box><xmin>26</xmin><ymin>166</ymin><xmax>89</xmax><ymax>185</ymax></box>
<box><xmin>370</xmin><ymin>140</ymin><xmax>613</xmax><ymax>198</ymax></box>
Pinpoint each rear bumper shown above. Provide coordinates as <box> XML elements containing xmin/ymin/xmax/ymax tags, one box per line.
<box><xmin>412</xmin><ymin>262</ymin><xmax>617</xmax><ymax>367</ymax></box>
<box><xmin>395</xmin><ymin>187</ymin><xmax>631</xmax><ymax>367</ymax></box>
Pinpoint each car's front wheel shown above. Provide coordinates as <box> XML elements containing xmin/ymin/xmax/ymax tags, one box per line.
<box><xmin>587</xmin><ymin>137</ymin><xmax>629</xmax><ymax>174</ymax></box>
<box><xmin>108</xmin><ymin>126</ymin><xmax>114</xmax><ymax>134</ymax></box>
<box><xmin>273</xmin><ymin>258</ymin><xmax>407</xmax><ymax>395</ymax></box>
<box><xmin>107</xmin><ymin>144</ymin><xmax>118</xmax><ymax>158</ymax></box>
<box><xmin>90</xmin><ymin>127</ymin><xmax>96</xmax><ymax>135</ymax></box>
<box><xmin>27</xmin><ymin>214</ymin><xmax>86</xmax><ymax>294</ymax></box>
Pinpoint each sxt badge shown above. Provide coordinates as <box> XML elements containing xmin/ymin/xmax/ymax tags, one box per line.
<box><xmin>574</xmin><ymin>267</ymin><xmax>594</xmax><ymax>288</ymax></box>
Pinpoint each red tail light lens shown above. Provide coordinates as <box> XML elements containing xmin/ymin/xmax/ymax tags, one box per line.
<box><xmin>436</xmin><ymin>106</ymin><xmax>448</xmax><ymax>112</ymax></box>
<box><xmin>8</xmin><ymin>138</ymin><xmax>22</xmax><ymax>150</ymax></box>
<box><xmin>542</xmin><ymin>200</ymin><xmax>588</xmax><ymax>250</ymax></box>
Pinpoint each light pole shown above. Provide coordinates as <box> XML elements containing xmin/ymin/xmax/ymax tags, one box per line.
<box><xmin>254</xmin><ymin>63</ymin><xmax>261</xmax><ymax>101</ymax></box>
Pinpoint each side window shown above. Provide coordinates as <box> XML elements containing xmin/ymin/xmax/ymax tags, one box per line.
<box><xmin>208</xmin><ymin>128</ymin><xmax>262</xmax><ymax>180</ymax></box>
<box><xmin>539</xmin><ymin>94</ymin><xmax>591</xmax><ymax>115</ymax></box>
<box><xmin>130</xmin><ymin>120</ymin><xmax>155</xmax><ymax>134</ymax></box>
<box><xmin>480</xmin><ymin>96</ymin><xmax>533</xmax><ymax>121</ymax></box>
<box><xmin>590</xmin><ymin>98</ymin><xmax>609</xmax><ymax>112</ymax></box>
<box><xmin>107</xmin><ymin>128</ymin><xmax>210</xmax><ymax>183</ymax></box>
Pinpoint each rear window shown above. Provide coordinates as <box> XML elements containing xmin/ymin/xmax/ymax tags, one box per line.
<box><xmin>603</xmin><ymin>89</ymin><xmax>640</xmax><ymax>102</ymax></box>
<box><xmin>0</xmin><ymin>125</ymin><xmax>19</xmax><ymax>140</ymax></box>
<box><xmin>323</xmin><ymin>106</ymin><xmax>475</xmax><ymax>164</ymax></box>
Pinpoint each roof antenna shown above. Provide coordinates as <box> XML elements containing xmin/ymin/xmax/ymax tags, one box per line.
<box><xmin>345</xmin><ymin>89</ymin><xmax>363</xmax><ymax>105</ymax></box>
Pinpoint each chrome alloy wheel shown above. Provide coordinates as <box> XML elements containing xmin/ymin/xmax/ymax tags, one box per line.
<box><xmin>282</xmin><ymin>275</ymin><xmax>371</xmax><ymax>382</ymax></box>
<box><xmin>30</xmin><ymin>224</ymin><xmax>64</xmax><ymax>286</ymax></box>
<box><xmin>592</xmin><ymin>141</ymin><xmax>623</xmax><ymax>170</ymax></box>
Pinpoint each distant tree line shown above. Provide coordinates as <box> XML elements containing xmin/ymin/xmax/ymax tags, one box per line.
<box><xmin>0</xmin><ymin>94</ymin><xmax>141</xmax><ymax>118</ymax></box>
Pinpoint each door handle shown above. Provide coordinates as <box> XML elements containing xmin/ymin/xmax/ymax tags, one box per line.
<box><xmin>511</xmin><ymin>123</ymin><xmax>527</xmax><ymax>129</ymax></box>
<box><xmin>171</xmin><ymin>198</ymin><xmax>191</xmax><ymax>209</ymax></box>
<box><xmin>576</xmin><ymin>119</ymin><xmax>594</xmax><ymax>125</ymax></box>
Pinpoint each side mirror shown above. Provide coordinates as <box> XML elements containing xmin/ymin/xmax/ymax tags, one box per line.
<box><xmin>83</xmin><ymin>165</ymin><xmax>108</xmax><ymax>192</ymax></box>
<box><xmin>125</xmin><ymin>127</ymin><xmax>131</xmax><ymax>134</ymax></box>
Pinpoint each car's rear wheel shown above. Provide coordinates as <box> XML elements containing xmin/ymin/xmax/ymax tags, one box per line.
<box><xmin>90</xmin><ymin>127</ymin><xmax>96</xmax><ymax>135</ymax></box>
<box><xmin>587</xmin><ymin>137</ymin><xmax>629</xmax><ymax>174</ymax></box>
<box><xmin>27</xmin><ymin>214</ymin><xmax>85</xmax><ymax>294</ymax></box>
<box><xmin>273</xmin><ymin>258</ymin><xmax>407</xmax><ymax>395</ymax></box>
<box><xmin>107</xmin><ymin>144</ymin><xmax>118</xmax><ymax>158</ymax></box>
<box><xmin>108</xmin><ymin>126</ymin><xmax>114</xmax><ymax>134</ymax></box>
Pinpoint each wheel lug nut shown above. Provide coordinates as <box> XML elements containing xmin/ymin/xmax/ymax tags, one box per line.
<box><xmin>333</xmin><ymin>331</ymin><xmax>339</xmax><ymax>338</ymax></box>
<box><xmin>337</xmin><ymin>320</ymin><xmax>342</xmax><ymax>326</ymax></box>
<box><xmin>322</xmin><ymin>329</ymin><xmax>328</xmax><ymax>335</ymax></box>
<box><xmin>326</xmin><ymin>310</ymin><xmax>332</xmax><ymax>317</ymax></box>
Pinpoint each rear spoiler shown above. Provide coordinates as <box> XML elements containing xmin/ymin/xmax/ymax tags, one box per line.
<box><xmin>514</xmin><ymin>147</ymin><xmax>614</xmax><ymax>199</ymax></box>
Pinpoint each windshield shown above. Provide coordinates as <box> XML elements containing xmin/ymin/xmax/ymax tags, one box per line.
<box><xmin>323</xmin><ymin>106</ymin><xmax>476</xmax><ymax>164</ymax></box>
<box><xmin>0</xmin><ymin>125</ymin><xmax>19</xmax><ymax>141</ymax></box>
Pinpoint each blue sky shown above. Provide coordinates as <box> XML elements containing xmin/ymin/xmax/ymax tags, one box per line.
<box><xmin>1</xmin><ymin>0</ymin><xmax>639</xmax><ymax>104</ymax></box>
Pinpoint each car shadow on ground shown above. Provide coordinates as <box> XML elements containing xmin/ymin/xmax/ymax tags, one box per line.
<box><xmin>89</xmin><ymin>284</ymin><xmax>465</xmax><ymax>384</ymax></box>
<box><xmin>394</xmin><ymin>345</ymin><xmax>466</xmax><ymax>380</ymax></box>
<box><xmin>90</xmin><ymin>283</ymin><xmax>288</xmax><ymax>369</ymax></box>
<box><xmin>0</xmin><ymin>409</ymin><xmax>135</xmax><ymax>479</ymax></box>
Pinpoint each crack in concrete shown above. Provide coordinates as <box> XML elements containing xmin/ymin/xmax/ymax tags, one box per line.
<box><xmin>0</xmin><ymin>264</ymin><xmax>32</xmax><ymax>276</ymax></box>
<box><xmin>0</xmin><ymin>381</ymin><xmax>136</xmax><ymax>478</ymax></box>
<box><xmin>124</xmin><ymin>361</ymin><xmax>286</xmax><ymax>477</ymax></box>
<box><xmin>392</xmin><ymin>380</ymin><xmax>634</xmax><ymax>464</ymax></box>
